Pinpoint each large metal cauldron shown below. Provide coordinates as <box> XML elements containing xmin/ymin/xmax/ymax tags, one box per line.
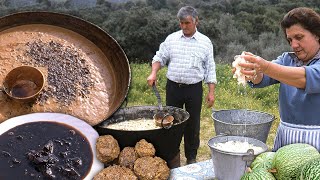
<box><xmin>95</xmin><ymin>106</ymin><xmax>189</xmax><ymax>163</ymax></box>
<box><xmin>212</xmin><ymin>109</ymin><xmax>275</xmax><ymax>143</ymax></box>
<box><xmin>0</xmin><ymin>12</ymin><xmax>131</xmax><ymax>124</ymax></box>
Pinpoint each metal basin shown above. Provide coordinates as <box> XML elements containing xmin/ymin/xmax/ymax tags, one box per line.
<box><xmin>0</xmin><ymin>12</ymin><xmax>131</xmax><ymax>125</ymax></box>
<box><xmin>212</xmin><ymin>109</ymin><xmax>275</xmax><ymax>143</ymax></box>
<box><xmin>208</xmin><ymin>135</ymin><xmax>268</xmax><ymax>180</ymax></box>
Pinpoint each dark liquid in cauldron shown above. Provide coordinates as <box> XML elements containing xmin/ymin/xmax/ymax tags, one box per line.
<box><xmin>10</xmin><ymin>80</ymin><xmax>38</xmax><ymax>97</ymax></box>
<box><xmin>0</xmin><ymin>121</ymin><xmax>93</xmax><ymax>180</ymax></box>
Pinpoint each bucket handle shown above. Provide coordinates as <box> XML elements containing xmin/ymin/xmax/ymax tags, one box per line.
<box><xmin>242</xmin><ymin>149</ymin><xmax>255</xmax><ymax>168</ymax></box>
<box><xmin>216</xmin><ymin>131</ymin><xmax>231</xmax><ymax>136</ymax></box>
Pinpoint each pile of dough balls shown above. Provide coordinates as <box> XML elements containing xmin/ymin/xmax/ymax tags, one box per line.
<box><xmin>94</xmin><ymin>136</ymin><xmax>170</xmax><ymax>180</ymax></box>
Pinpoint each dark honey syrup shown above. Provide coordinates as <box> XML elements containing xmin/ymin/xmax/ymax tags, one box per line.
<box><xmin>0</xmin><ymin>121</ymin><xmax>93</xmax><ymax>180</ymax></box>
<box><xmin>10</xmin><ymin>80</ymin><xmax>38</xmax><ymax>98</ymax></box>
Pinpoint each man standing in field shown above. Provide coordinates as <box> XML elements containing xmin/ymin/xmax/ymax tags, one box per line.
<box><xmin>147</xmin><ymin>6</ymin><xmax>217</xmax><ymax>168</ymax></box>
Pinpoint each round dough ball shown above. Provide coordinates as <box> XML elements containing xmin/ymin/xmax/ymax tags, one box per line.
<box><xmin>94</xmin><ymin>165</ymin><xmax>137</xmax><ymax>180</ymax></box>
<box><xmin>135</xmin><ymin>139</ymin><xmax>155</xmax><ymax>157</ymax></box>
<box><xmin>134</xmin><ymin>156</ymin><xmax>170</xmax><ymax>180</ymax></box>
<box><xmin>118</xmin><ymin>147</ymin><xmax>138</xmax><ymax>170</ymax></box>
<box><xmin>96</xmin><ymin>135</ymin><xmax>120</xmax><ymax>163</ymax></box>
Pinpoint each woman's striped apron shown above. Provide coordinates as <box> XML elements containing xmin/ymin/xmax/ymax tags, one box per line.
<box><xmin>273</xmin><ymin>121</ymin><xmax>320</xmax><ymax>151</ymax></box>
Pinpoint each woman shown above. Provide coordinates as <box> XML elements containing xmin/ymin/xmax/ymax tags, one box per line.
<box><xmin>237</xmin><ymin>7</ymin><xmax>320</xmax><ymax>151</ymax></box>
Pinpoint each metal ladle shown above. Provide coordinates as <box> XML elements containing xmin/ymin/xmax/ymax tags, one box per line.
<box><xmin>152</xmin><ymin>83</ymin><xmax>174</xmax><ymax>129</ymax></box>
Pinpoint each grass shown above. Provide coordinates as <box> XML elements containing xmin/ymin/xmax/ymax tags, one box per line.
<box><xmin>127</xmin><ymin>63</ymin><xmax>280</xmax><ymax>165</ymax></box>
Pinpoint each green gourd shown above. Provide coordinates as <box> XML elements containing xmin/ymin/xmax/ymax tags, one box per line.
<box><xmin>241</xmin><ymin>168</ymin><xmax>276</xmax><ymax>180</ymax></box>
<box><xmin>250</xmin><ymin>151</ymin><xmax>275</xmax><ymax>170</ymax></box>
<box><xmin>300</xmin><ymin>156</ymin><xmax>320</xmax><ymax>180</ymax></box>
<box><xmin>271</xmin><ymin>143</ymin><xmax>319</xmax><ymax>180</ymax></box>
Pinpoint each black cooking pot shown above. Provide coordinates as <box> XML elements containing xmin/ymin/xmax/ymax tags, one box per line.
<box><xmin>95</xmin><ymin>106</ymin><xmax>190</xmax><ymax>163</ymax></box>
<box><xmin>0</xmin><ymin>12</ymin><xmax>131</xmax><ymax>125</ymax></box>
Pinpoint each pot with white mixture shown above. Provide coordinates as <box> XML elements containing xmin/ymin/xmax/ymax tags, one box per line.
<box><xmin>95</xmin><ymin>105</ymin><xmax>190</xmax><ymax>168</ymax></box>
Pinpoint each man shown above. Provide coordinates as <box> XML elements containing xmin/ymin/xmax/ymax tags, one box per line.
<box><xmin>147</xmin><ymin>6</ymin><xmax>217</xmax><ymax>168</ymax></box>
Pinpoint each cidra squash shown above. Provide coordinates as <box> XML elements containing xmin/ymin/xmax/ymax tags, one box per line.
<box><xmin>270</xmin><ymin>143</ymin><xmax>319</xmax><ymax>180</ymax></box>
<box><xmin>250</xmin><ymin>151</ymin><xmax>275</xmax><ymax>170</ymax></box>
<box><xmin>300</xmin><ymin>156</ymin><xmax>320</xmax><ymax>180</ymax></box>
<box><xmin>241</xmin><ymin>168</ymin><xmax>276</xmax><ymax>180</ymax></box>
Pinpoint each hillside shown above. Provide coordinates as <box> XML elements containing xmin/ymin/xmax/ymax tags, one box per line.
<box><xmin>0</xmin><ymin>0</ymin><xmax>319</xmax><ymax>63</ymax></box>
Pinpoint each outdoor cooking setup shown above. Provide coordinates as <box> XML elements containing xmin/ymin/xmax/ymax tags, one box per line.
<box><xmin>95</xmin><ymin>105</ymin><xmax>189</xmax><ymax>168</ymax></box>
<box><xmin>0</xmin><ymin>11</ymin><xmax>131</xmax><ymax>179</ymax></box>
<box><xmin>0</xmin><ymin>11</ymin><xmax>276</xmax><ymax>180</ymax></box>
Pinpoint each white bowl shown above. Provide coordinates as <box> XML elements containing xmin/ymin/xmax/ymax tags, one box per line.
<box><xmin>0</xmin><ymin>112</ymin><xmax>104</xmax><ymax>179</ymax></box>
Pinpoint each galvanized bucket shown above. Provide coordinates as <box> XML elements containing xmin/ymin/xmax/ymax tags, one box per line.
<box><xmin>208</xmin><ymin>136</ymin><xmax>268</xmax><ymax>180</ymax></box>
<box><xmin>212</xmin><ymin>109</ymin><xmax>275</xmax><ymax>143</ymax></box>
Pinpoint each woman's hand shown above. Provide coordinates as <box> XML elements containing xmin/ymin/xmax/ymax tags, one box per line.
<box><xmin>238</xmin><ymin>52</ymin><xmax>269</xmax><ymax>83</ymax></box>
<box><xmin>241</xmin><ymin>52</ymin><xmax>270</xmax><ymax>73</ymax></box>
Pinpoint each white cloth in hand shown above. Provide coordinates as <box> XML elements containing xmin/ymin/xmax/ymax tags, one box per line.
<box><xmin>232</xmin><ymin>52</ymin><xmax>247</xmax><ymax>86</ymax></box>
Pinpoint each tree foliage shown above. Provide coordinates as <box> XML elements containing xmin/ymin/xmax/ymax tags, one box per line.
<box><xmin>0</xmin><ymin>0</ymin><xmax>317</xmax><ymax>63</ymax></box>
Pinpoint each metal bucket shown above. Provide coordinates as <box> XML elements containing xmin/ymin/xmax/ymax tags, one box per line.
<box><xmin>212</xmin><ymin>109</ymin><xmax>275</xmax><ymax>143</ymax></box>
<box><xmin>208</xmin><ymin>136</ymin><xmax>268</xmax><ymax>180</ymax></box>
